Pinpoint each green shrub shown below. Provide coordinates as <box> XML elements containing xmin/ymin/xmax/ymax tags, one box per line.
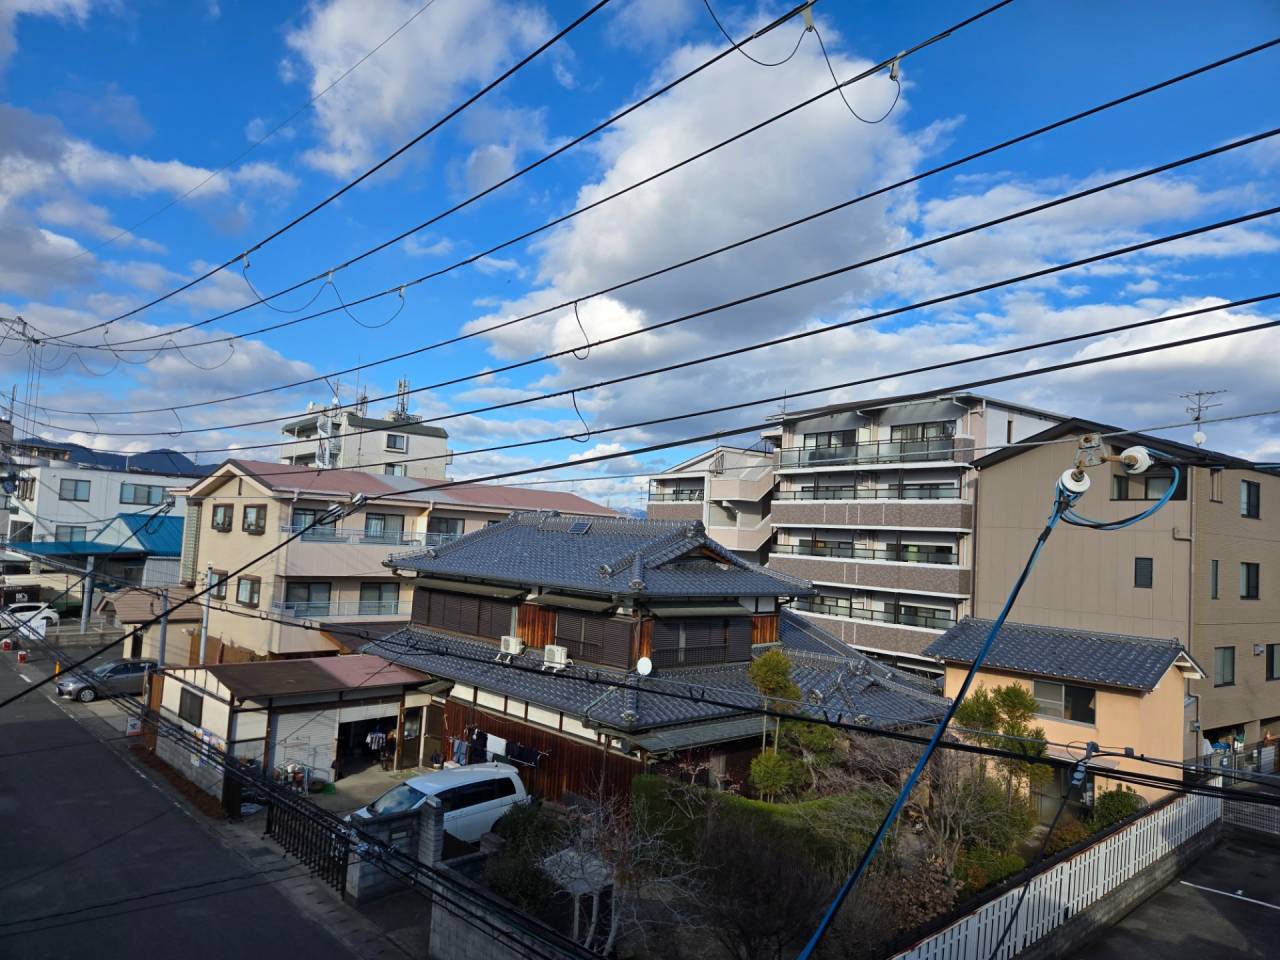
<box><xmin>1091</xmin><ymin>787</ymin><xmax>1146</xmax><ymax>830</ymax></box>
<box><xmin>750</xmin><ymin>751</ymin><xmax>806</xmax><ymax>801</ymax></box>
<box><xmin>956</xmin><ymin>847</ymin><xmax>1026</xmax><ymax>894</ymax></box>
<box><xmin>1044</xmin><ymin>813</ymin><xmax>1092</xmax><ymax>855</ymax></box>
<box><xmin>483</xmin><ymin>801</ymin><xmax>560</xmax><ymax>913</ymax></box>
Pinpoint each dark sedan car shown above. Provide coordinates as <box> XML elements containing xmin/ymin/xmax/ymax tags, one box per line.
<box><xmin>55</xmin><ymin>658</ymin><xmax>156</xmax><ymax>703</ymax></box>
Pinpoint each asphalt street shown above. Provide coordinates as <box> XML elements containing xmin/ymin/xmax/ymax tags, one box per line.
<box><xmin>0</xmin><ymin>657</ymin><xmax>358</xmax><ymax>960</ymax></box>
<box><xmin>1082</xmin><ymin>832</ymin><xmax>1280</xmax><ymax>959</ymax></box>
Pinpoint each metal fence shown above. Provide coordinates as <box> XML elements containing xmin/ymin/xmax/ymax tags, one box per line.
<box><xmin>265</xmin><ymin>794</ymin><xmax>351</xmax><ymax>892</ymax></box>
<box><xmin>1224</xmin><ymin>796</ymin><xmax>1280</xmax><ymax>837</ymax></box>
<box><xmin>890</xmin><ymin>784</ymin><xmax>1223</xmax><ymax>960</ymax></box>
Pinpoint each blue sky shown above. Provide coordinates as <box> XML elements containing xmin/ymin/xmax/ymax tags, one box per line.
<box><xmin>1</xmin><ymin>0</ymin><xmax>1278</xmax><ymax>507</ymax></box>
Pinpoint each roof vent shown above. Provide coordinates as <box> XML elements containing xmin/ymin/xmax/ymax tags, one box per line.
<box><xmin>808</xmin><ymin>688</ymin><xmax>824</xmax><ymax>705</ymax></box>
<box><xmin>567</xmin><ymin>520</ymin><xmax>592</xmax><ymax>535</ymax></box>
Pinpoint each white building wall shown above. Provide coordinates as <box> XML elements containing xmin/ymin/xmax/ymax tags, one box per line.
<box><xmin>7</xmin><ymin>463</ymin><xmax>193</xmax><ymax>544</ymax></box>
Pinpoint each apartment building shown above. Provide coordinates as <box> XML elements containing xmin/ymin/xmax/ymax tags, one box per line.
<box><xmin>971</xmin><ymin>418</ymin><xmax>1280</xmax><ymax>748</ymax></box>
<box><xmin>764</xmin><ymin>394</ymin><xmax>1063</xmax><ymax>672</ymax></box>
<box><xmin>174</xmin><ymin>460</ymin><xmax>616</xmax><ymax>663</ymax></box>
<box><xmin>279</xmin><ymin>386</ymin><xmax>449</xmax><ymax>480</ymax></box>
<box><xmin>646</xmin><ymin>444</ymin><xmax>776</xmax><ymax>562</ymax></box>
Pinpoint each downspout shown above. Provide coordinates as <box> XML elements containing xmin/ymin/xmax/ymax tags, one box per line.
<box><xmin>1173</xmin><ymin>468</ymin><xmax>1196</xmax><ymax>744</ymax></box>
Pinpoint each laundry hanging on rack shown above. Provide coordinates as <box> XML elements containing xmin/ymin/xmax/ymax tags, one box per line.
<box><xmin>485</xmin><ymin>733</ymin><xmax>508</xmax><ymax>761</ymax></box>
<box><xmin>365</xmin><ymin>731</ymin><xmax>386</xmax><ymax>751</ymax></box>
<box><xmin>451</xmin><ymin>737</ymin><xmax>469</xmax><ymax>766</ymax></box>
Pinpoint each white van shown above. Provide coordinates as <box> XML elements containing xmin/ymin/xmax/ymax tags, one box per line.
<box><xmin>347</xmin><ymin>762</ymin><xmax>527</xmax><ymax>842</ymax></box>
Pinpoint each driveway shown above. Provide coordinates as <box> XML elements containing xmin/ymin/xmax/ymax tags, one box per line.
<box><xmin>0</xmin><ymin>659</ymin><xmax>359</xmax><ymax>960</ymax></box>
<box><xmin>1082</xmin><ymin>832</ymin><xmax>1280</xmax><ymax>959</ymax></box>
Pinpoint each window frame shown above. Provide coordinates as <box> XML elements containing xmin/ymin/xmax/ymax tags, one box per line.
<box><xmin>1134</xmin><ymin>557</ymin><xmax>1153</xmax><ymax>589</ymax></box>
<box><xmin>58</xmin><ymin>478</ymin><xmax>90</xmax><ymax>502</ymax></box>
<box><xmin>1111</xmin><ymin>475</ymin><xmax>1129</xmax><ymax>501</ymax></box>
<box><xmin>1241</xmin><ymin>480</ymin><xmax>1261</xmax><ymax>519</ymax></box>
<box><xmin>120</xmin><ymin>482</ymin><xmax>166</xmax><ymax>506</ymax></box>
<box><xmin>211</xmin><ymin>503</ymin><xmax>234</xmax><ymax>532</ymax></box>
<box><xmin>54</xmin><ymin>524</ymin><xmax>87</xmax><ymax>542</ymax></box>
<box><xmin>383</xmin><ymin>463</ymin><xmax>406</xmax><ymax>476</ymax></box>
<box><xmin>1209</xmin><ymin>470</ymin><xmax>1223</xmax><ymax>503</ymax></box>
<box><xmin>1267</xmin><ymin>644</ymin><xmax>1280</xmax><ymax>683</ymax></box>
<box><xmin>1214</xmin><ymin>645</ymin><xmax>1235</xmax><ymax>687</ymax></box>
<box><xmin>385</xmin><ymin>433</ymin><xmax>408</xmax><ymax>452</ymax></box>
<box><xmin>178</xmin><ymin>687</ymin><xmax>204</xmax><ymax>727</ymax></box>
<box><xmin>1032</xmin><ymin>679</ymin><xmax>1097</xmax><ymax>725</ymax></box>
<box><xmin>1210</xmin><ymin>559</ymin><xmax>1219</xmax><ymax>600</ymax></box>
<box><xmin>210</xmin><ymin>570</ymin><xmax>228</xmax><ymax>601</ymax></box>
<box><xmin>242</xmin><ymin>504</ymin><xmax>267</xmax><ymax>535</ymax></box>
<box><xmin>1241</xmin><ymin>562</ymin><xmax>1260</xmax><ymax>600</ymax></box>
<box><xmin>236</xmin><ymin>576</ymin><xmax>261</xmax><ymax>608</ymax></box>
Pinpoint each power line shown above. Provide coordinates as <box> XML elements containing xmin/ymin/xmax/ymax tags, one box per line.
<box><xmin>25</xmin><ymin>34</ymin><xmax>1277</xmax><ymax>404</ymax></box>
<box><xmin>703</xmin><ymin>0</ymin><xmax>812</xmax><ymax>67</ymax></box>
<box><xmin>23</xmin><ymin>161</ymin><xmax>1280</xmax><ymax>445</ymax></box>
<box><xmin>50</xmin><ymin>0</ymin><xmax>619</xmax><ymax>337</ymax></box>
<box><xmin>59</xmin><ymin>0</ymin><xmax>445</xmax><ymax>263</ymax></box>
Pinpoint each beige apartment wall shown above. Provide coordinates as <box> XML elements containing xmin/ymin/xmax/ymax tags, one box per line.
<box><xmin>1190</xmin><ymin>468</ymin><xmax>1280</xmax><ymax>739</ymax></box>
<box><xmin>943</xmin><ymin>665</ymin><xmax>1185</xmax><ymax>805</ymax></box>
<box><xmin>973</xmin><ymin>440</ymin><xmax>1192</xmax><ymax>640</ymax></box>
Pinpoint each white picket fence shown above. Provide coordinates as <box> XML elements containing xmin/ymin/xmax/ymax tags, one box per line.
<box><xmin>891</xmin><ymin>785</ymin><xmax>1223</xmax><ymax>960</ymax></box>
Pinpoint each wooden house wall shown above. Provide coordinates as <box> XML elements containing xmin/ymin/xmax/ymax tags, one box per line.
<box><xmin>517</xmin><ymin>602</ymin><xmax>556</xmax><ymax>649</ymax></box>
<box><xmin>443</xmin><ymin>699</ymin><xmax>640</xmax><ymax>802</ymax></box>
<box><xmin>751</xmin><ymin>613</ymin><xmax>779</xmax><ymax>645</ymax></box>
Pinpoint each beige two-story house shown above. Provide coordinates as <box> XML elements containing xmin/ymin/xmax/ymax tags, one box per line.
<box><xmin>172</xmin><ymin>460</ymin><xmax>615</xmax><ymax>663</ymax></box>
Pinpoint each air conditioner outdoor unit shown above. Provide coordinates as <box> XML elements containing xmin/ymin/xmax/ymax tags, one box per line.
<box><xmin>542</xmin><ymin>644</ymin><xmax>571</xmax><ymax>672</ymax></box>
<box><xmin>500</xmin><ymin>635</ymin><xmax>524</xmax><ymax>657</ymax></box>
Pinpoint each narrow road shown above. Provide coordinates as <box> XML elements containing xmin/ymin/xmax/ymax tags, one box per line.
<box><xmin>0</xmin><ymin>659</ymin><xmax>358</xmax><ymax>960</ymax></box>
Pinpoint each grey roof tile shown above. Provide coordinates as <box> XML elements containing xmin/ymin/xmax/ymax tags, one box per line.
<box><xmin>387</xmin><ymin>511</ymin><xmax>814</xmax><ymax>599</ymax></box>
<box><xmin>924</xmin><ymin>617</ymin><xmax>1200</xmax><ymax>691</ymax></box>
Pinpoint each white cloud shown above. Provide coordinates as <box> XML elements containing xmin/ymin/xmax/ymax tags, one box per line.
<box><xmin>0</xmin><ymin>0</ymin><xmax>96</xmax><ymax>71</ymax></box>
<box><xmin>403</xmin><ymin>234</ymin><xmax>454</xmax><ymax>257</ymax></box>
<box><xmin>283</xmin><ymin>0</ymin><xmax>553</xmax><ymax>177</ymax></box>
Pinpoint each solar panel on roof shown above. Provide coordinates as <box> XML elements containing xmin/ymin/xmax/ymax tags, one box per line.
<box><xmin>567</xmin><ymin>520</ymin><xmax>592</xmax><ymax>534</ymax></box>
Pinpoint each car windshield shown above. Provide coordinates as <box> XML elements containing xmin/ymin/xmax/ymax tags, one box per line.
<box><xmin>367</xmin><ymin>783</ymin><xmax>427</xmax><ymax>816</ymax></box>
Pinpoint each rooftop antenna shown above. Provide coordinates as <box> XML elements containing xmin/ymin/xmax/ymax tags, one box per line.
<box><xmin>391</xmin><ymin>378</ymin><xmax>412</xmax><ymax>422</ymax></box>
<box><xmin>1180</xmin><ymin>389</ymin><xmax>1226</xmax><ymax>447</ymax></box>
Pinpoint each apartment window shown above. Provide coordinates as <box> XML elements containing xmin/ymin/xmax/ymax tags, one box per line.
<box><xmin>210</xmin><ymin>570</ymin><xmax>228</xmax><ymax>601</ymax></box>
<box><xmin>1214</xmin><ymin>646</ymin><xmax>1235</xmax><ymax>687</ymax></box>
<box><xmin>242</xmin><ymin>504</ymin><xmax>267</xmax><ymax>535</ymax></box>
<box><xmin>236</xmin><ymin>576</ymin><xmax>261</xmax><ymax>608</ymax></box>
<box><xmin>1006</xmin><ymin>420</ymin><xmax>1014</xmax><ymax>445</ymax></box>
<box><xmin>1241</xmin><ymin>562</ymin><xmax>1260</xmax><ymax>600</ymax></box>
<box><xmin>385</xmin><ymin>433</ymin><xmax>408</xmax><ymax>452</ymax></box>
<box><xmin>1210</xmin><ymin>559</ymin><xmax>1219</xmax><ymax>600</ymax></box>
<box><xmin>15</xmin><ymin>477</ymin><xmax>34</xmax><ymax>501</ymax></box>
<box><xmin>120</xmin><ymin>482</ymin><xmax>166</xmax><ymax>506</ymax></box>
<box><xmin>1268</xmin><ymin>644</ymin><xmax>1280</xmax><ymax>682</ymax></box>
<box><xmin>58</xmin><ymin>479</ymin><xmax>90</xmax><ymax>502</ymax></box>
<box><xmin>890</xmin><ymin>421</ymin><xmax>954</xmax><ymax>441</ymax></box>
<box><xmin>1111</xmin><ymin>475</ymin><xmax>1129</xmax><ymax>501</ymax></box>
<box><xmin>1144</xmin><ymin>474</ymin><xmax>1171</xmax><ymax>500</ymax></box>
<box><xmin>284</xmin><ymin>581</ymin><xmax>330</xmax><ymax>616</ymax></box>
<box><xmin>178</xmin><ymin>687</ymin><xmax>203</xmax><ymax>727</ymax></box>
<box><xmin>428</xmin><ymin>516</ymin><xmax>464</xmax><ymax>538</ymax></box>
<box><xmin>211</xmin><ymin>504</ymin><xmax>233</xmax><ymax>531</ymax></box>
<box><xmin>1241</xmin><ymin>480</ymin><xmax>1260</xmax><ymax>519</ymax></box>
<box><xmin>55</xmin><ymin>525</ymin><xmax>87</xmax><ymax>542</ymax></box>
<box><xmin>1210</xmin><ymin>470</ymin><xmax>1223</xmax><ymax>503</ymax></box>
<box><xmin>1134</xmin><ymin>557</ymin><xmax>1153</xmax><ymax>589</ymax></box>
<box><xmin>359</xmin><ymin>582</ymin><xmax>399</xmax><ymax>615</ymax></box>
<box><xmin>485</xmin><ymin>519</ymin><xmax>502</xmax><ymax>527</ymax></box>
<box><xmin>384</xmin><ymin>463</ymin><xmax>407</xmax><ymax>476</ymax></box>
<box><xmin>363</xmin><ymin>513</ymin><xmax>405</xmax><ymax>543</ymax></box>
<box><xmin>1033</xmin><ymin>680</ymin><xmax>1096</xmax><ymax>724</ymax></box>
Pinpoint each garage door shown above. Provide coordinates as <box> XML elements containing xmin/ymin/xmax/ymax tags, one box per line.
<box><xmin>270</xmin><ymin>710</ymin><xmax>339</xmax><ymax>776</ymax></box>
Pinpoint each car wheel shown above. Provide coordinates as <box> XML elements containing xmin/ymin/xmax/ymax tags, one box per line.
<box><xmin>77</xmin><ymin>687</ymin><xmax>97</xmax><ymax>703</ymax></box>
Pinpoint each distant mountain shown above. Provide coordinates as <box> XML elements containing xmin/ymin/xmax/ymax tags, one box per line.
<box><xmin>613</xmin><ymin>505</ymin><xmax>647</xmax><ymax>519</ymax></box>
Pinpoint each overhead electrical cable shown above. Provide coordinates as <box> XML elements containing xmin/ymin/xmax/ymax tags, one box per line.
<box><xmin>22</xmin><ymin>35</ymin><xmax>1274</xmax><ymax>400</ymax></box>
<box><xmin>49</xmin><ymin>0</ymin><xmax>620</xmax><ymax>337</ymax></box>
<box><xmin>48</xmin><ymin>0</ymin><xmax>1016</xmax><ymax>351</ymax></box>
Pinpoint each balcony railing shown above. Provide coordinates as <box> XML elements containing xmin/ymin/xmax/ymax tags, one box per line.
<box><xmin>280</xmin><ymin>524</ymin><xmax>461</xmax><ymax>548</ymax></box>
<box><xmin>793</xmin><ymin>599</ymin><xmax>955</xmax><ymax>630</ymax></box>
<box><xmin>773</xmin><ymin>542</ymin><xmax>959</xmax><ymax>565</ymax></box>
<box><xmin>647</xmin><ymin>490</ymin><xmax>705</xmax><ymax>502</ymax></box>
<box><xmin>775</xmin><ymin>484</ymin><xmax>960</xmax><ymax>501</ymax></box>
<box><xmin>778</xmin><ymin>437</ymin><xmax>956</xmax><ymax>468</ymax></box>
<box><xmin>271</xmin><ymin>599</ymin><xmax>403</xmax><ymax>620</ymax></box>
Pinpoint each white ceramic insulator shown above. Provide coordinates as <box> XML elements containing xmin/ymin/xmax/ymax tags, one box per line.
<box><xmin>1059</xmin><ymin>469</ymin><xmax>1091</xmax><ymax>495</ymax></box>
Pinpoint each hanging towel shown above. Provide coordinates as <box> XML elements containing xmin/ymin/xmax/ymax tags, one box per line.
<box><xmin>486</xmin><ymin>733</ymin><xmax>508</xmax><ymax>760</ymax></box>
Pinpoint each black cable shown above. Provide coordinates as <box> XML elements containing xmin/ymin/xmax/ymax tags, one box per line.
<box><xmin>703</xmin><ymin>0</ymin><xmax>809</xmax><ymax>66</ymax></box>
<box><xmin>53</xmin><ymin>0</ymin><xmax>1014</xmax><ymax>355</ymax></box>
<box><xmin>53</xmin><ymin>0</ymin><xmax>619</xmax><ymax>337</ymax></box>
<box><xmin>33</xmin><ymin>34</ymin><xmax>1279</xmax><ymax>396</ymax></box>
<box><xmin>814</xmin><ymin>24</ymin><xmax>902</xmax><ymax>123</ymax></box>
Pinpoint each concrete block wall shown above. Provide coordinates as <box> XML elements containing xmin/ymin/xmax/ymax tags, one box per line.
<box><xmin>344</xmin><ymin>808</ymin><xmax>419</xmax><ymax>904</ymax></box>
<box><xmin>155</xmin><ymin>730</ymin><xmax>223</xmax><ymax>798</ymax></box>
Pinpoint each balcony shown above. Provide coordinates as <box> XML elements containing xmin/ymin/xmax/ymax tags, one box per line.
<box><xmin>792</xmin><ymin>599</ymin><xmax>955</xmax><ymax>631</ymax></box>
<box><xmin>271</xmin><ymin>599</ymin><xmax>403</xmax><ymax>620</ymax></box>
<box><xmin>647</xmin><ymin>490</ymin><xmax>705</xmax><ymax>502</ymax></box>
<box><xmin>280</xmin><ymin>524</ymin><xmax>462</xmax><ymax>548</ymax></box>
<box><xmin>775</xmin><ymin>484</ymin><xmax>959</xmax><ymax>501</ymax></box>
<box><xmin>778</xmin><ymin>437</ymin><xmax>957</xmax><ymax>469</ymax></box>
<box><xmin>773</xmin><ymin>541</ymin><xmax>958</xmax><ymax>565</ymax></box>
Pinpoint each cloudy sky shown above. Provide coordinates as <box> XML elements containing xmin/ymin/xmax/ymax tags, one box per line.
<box><xmin>1</xmin><ymin>0</ymin><xmax>1277</xmax><ymax>508</ymax></box>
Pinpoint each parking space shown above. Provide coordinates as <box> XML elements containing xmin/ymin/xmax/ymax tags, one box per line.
<box><xmin>1083</xmin><ymin>833</ymin><xmax>1280</xmax><ymax>959</ymax></box>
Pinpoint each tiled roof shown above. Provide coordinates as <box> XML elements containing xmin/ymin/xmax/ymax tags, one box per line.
<box><xmin>362</xmin><ymin>611</ymin><xmax>945</xmax><ymax>736</ymax></box>
<box><xmin>438</xmin><ymin>483</ymin><xmax>618</xmax><ymax>517</ymax></box>
<box><xmin>924</xmin><ymin>617</ymin><xmax>1202</xmax><ymax>691</ymax></box>
<box><xmin>387</xmin><ymin>511</ymin><xmax>813</xmax><ymax>599</ymax></box>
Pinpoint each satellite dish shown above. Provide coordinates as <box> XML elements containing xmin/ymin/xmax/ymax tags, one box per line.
<box><xmin>635</xmin><ymin>656</ymin><xmax>653</xmax><ymax>677</ymax></box>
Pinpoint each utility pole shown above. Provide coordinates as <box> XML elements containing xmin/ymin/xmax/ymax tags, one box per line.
<box><xmin>1179</xmin><ymin>390</ymin><xmax>1227</xmax><ymax>446</ymax></box>
<box><xmin>199</xmin><ymin>563</ymin><xmax>212</xmax><ymax>664</ymax></box>
<box><xmin>158</xmin><ymin>588</ymin><xmax>169</xmax><ymax>666</ymax></box>
<box><xmin>80</xmin><ymin>556</ymin><xmax>95</xmax><ymax>633</ymax></box>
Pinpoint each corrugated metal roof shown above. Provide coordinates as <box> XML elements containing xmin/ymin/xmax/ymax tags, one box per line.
<box><xmin>191</xmin><ymin>654</ymin><xmax>430</xmax><ymax>700</ymax></box>
<box><xmin>110</xmin><ymin>514</ymin><xmax>184</xmax><ymax>557</ymax></box>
